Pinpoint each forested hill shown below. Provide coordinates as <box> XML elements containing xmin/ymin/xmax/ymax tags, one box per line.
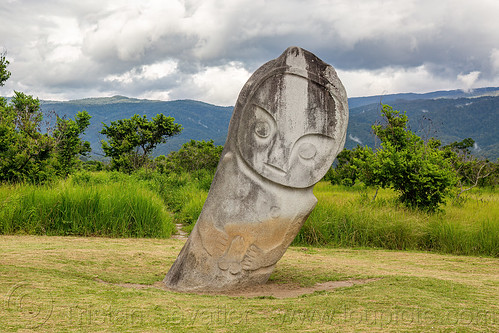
<box><xmin>346</xmin><ymin>94</ymin><xmax>499</xmax><ymax>160</ymax></box>
<box><xmin>41</xmin><ymin>97</ymin><xmax>233</xmax><ymax>157</ymax></box>
<box><xmin>38</xmin><ymin>87</ymin><xmax>499</xmax><ymax>160</ymax></box>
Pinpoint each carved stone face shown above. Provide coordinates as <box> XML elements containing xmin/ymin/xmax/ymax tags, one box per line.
<box><xmin>237</xmin><ymin>72</ymin><xmax>339</xmax><ymax>188</ymax></box>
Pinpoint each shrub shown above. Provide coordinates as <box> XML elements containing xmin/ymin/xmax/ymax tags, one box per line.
<box><xmin>331</xmin><ymin>105</ymin><xmax>457</xmax><ymax>212</ymax></box>
<box><xmin>155</xmin><ymin>139</ymin><xmax>223</xmax><ymax>174</ymax></box>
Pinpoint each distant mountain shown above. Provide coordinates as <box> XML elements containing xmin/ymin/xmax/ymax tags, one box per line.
<box><xmin>37</xmin><ymin>87</ymin><xmax>499</xmax><ymax>160</ymax></box>
<box><xmin>345</xmin><ymin>95</ymin><xmax>499</xmax><ymax>160</ymax></box>
<box><xmin>41</xmin><ymin>97</ymin><xmax>233</xmax><ymax>157</ymax></box>
<box><xmin>347</xmin><ymin>87</ymin><xmax>499</xmax><ymax>108</ymax></box>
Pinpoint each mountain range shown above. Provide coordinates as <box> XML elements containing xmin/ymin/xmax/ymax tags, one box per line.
<box><xmin>38</xmin><ymin>87</ymin><xmax>499</xmax><ymax>160</ymax></box>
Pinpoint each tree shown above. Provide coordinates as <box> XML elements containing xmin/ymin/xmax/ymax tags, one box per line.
<box><xmin>53</xmin><ymin>111</ymin><xmax>92</xmax><ymax>176</ymax></box>
<box><xmin>0</xmin><ymin>55</ymin><xmax>90</xmax><ymax>182</ymax></box>
<box><xmin>375</xmin><ymin>105</ymin><xmax>458</xmax><ymax>210</ymax></box>
<box><xmin>0</xmin><ymin>91</ymin><xmax>55</xmax><ymax>182</ymax></box>
<box><xmin>0</xmin><ymin>56</ymin><xmax>53</xmax><ymax>182</ymax></box>
<box><xmin>100</xmin><ymin>114</ymin><xmax>182</xmax><ymax>172</ymax></box>
<box><xmin>443</xmin><ymin>138</ymin><xmax>497</xmax><ymax>198</ymax></box>
<box><xmin>331</xmin><ymin>105</ymin><xmax>457</xmax><ymax>211</ymax></box>
<box><xmin>155</xmin><ymin>139</ymin><xmax>223</xmax><ymax>174</ymax></box>
<box><xmin>372</xmin><ymin>105</ymin><xmax>457</xmax><ymax>211</ymax></box>
<box><xmin>0</xmin><ymin>51</ymin><xmax>11</xmax><ymax>86</ymax></box>
<box><xmin>445</xmin><ymin>137</ymin><xmax>475</xmax><ymax>152</ymax></box>
<box><xmin>329</xmin><ymin>146</ymin><xmax>377</xmax><ymax>187</ymax></box>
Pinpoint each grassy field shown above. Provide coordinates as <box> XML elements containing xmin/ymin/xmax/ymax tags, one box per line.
<box><xmin>296</xmin><ymin>182</ymin><xmax>499</xmax><ymax>257</ymax></box>
<box><xmin>0</xmin><ymin>172</ymin><xmax>176</xmax><ymax>238</ymax></box>
<box><xmin>0</xmin><ymin>236</ymin><xmax>497</xmax><ymax>332</ymax></box>
<box><xmin>1</xmin><ymin>171</ymin><xmax>498</xmax><ymax>257</ymax></box>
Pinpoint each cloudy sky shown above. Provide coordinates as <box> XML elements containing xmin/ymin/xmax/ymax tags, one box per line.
<box><xmin>1</xmin><ymin>0</ymin><xmax>499</xmax><ymax>106</ymax></box>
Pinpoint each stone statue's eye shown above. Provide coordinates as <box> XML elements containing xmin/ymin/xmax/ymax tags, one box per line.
<box><xmin>298</xmin><ymin>142</ymin><xmax>317</xmax><ymax>160</ymax></box>
<box><xmin>255</xmin><ymin>121</ymin><xmax>271</xmax><ymax>138</ymax></box>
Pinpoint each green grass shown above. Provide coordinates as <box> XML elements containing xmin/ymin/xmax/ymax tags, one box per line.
<box><xmin>293</xmin><ymin>183</ymin><xmax>499</xmax><ymax>257</ymax></box>
<box><xmin>0</xmin><ymin>174</ymin><xmax>175</xmax><ymax>238</ymax></box>
<box><xmin>0</xmin><ymin>170</ymin><xmax>209</xmax><ymax>238</ymax></box>
<box><xmin>1</xmin><ymin>170</ymin><xmax>498</xmax><ymax>257</ymax></box>
<box><xmin>0</xmin><ymin>236</ymin><xmax>497</xmax><ymax>332</ymax></box>
<box><xmin>131</xmin><ymin>169</ymin><xmax>210</xmax><ymax>230</ymax></box>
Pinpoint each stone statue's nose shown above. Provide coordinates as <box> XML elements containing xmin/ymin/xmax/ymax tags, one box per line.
<box><xmin>265</xmin><ymin>137</ymin><xmax>289</xmax><ymax>174</ymax></box>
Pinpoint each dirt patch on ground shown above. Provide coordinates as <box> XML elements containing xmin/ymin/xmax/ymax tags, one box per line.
<box><xmin>210</xmin><ymin>278</ymin><xmax>381</xmax><ymax>298</ymax></box>
<box><xmin>95</xmin><ymin>278</ymin><xmax>380</xmax><ymax>299</ymax></box>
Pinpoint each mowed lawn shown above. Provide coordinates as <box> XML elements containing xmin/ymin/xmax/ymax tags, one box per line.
<box><xmin>1</xmin><ymin>236</ymin><xmax>497</xmax><ymax>332</ymax></box>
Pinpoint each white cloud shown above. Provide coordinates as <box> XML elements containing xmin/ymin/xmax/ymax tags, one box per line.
<box><xmin>139</xmin><ymin>91</ymin><xmax>172</xmax><ymax>101</ymax></box>
<box><xmin>190</xmin><ymin>62</ymin><xmax>251</xmax><ymax>106</ymax></box>
<box><xmin>348</xmin><ymin>134</ymin><xmax>363</xmax><ymax>145</ymax></box>
<box><xmin>46</xmin><ymin>45</ymin><xmax>82</xmax><ymax>63</ymax></box>
<box><xmin>104</xmin><ymin>60</ymin><xmax>178</xmax><ymax>84</ymax></box>
<box><xmin>141</xmin><ymin>61</ymin><xmax>179</xmax><ymax>80</ymax></box>
<box><xmin>457</xmin><ymin>71</ymin><xmax>481</xmax><ymax>92</ymax></box>
<box><xmin>337</xmin><ymin>65</ymin><xmax>455</xmax><ymax>97</ymax></box>
<box><xmin>491</xmin><ymin>48</ymin><xmax>499</xmax><ymax>73</ymax></box>
<box><xmin>46</xmin><ymin>16</ymin><xmax>83</xmax><ymax>46</ymax></box>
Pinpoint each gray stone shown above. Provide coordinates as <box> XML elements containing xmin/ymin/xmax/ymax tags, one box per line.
<box><xmin>164</xmin><ymin>46</ymin><xmax>349</xmax><ymax>292</ymax></box>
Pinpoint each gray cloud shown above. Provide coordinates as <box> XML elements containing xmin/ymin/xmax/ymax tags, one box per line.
<box><xmin>1</xmin><ymin>0</ymin><xmax>499</xmax><ymax>105</ymax></box>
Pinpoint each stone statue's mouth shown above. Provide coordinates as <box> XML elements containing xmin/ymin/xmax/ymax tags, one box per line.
<box><xmin>264</xmin><ymin>163</ymin><xmax>287</xmax><ymax>177</ymax></box>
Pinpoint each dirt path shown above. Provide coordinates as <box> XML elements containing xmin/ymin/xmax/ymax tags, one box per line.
<box><xmin>170</xmin><ymin>223</ymin><xmax>188</xmax><ymax>240</ymax></box>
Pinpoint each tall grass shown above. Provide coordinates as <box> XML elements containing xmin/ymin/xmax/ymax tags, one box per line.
<box><xmin>70</xmin><ymin>169</ymin><xmax>211</xmax><ymax>231</ymax></box>
<box><xmin>0</xmin><ymin>175</ymin><xmax>175</xmax><ymax>238</ymax></box>
<box><xmin>293</xmin><ymin>183</ymin><xmax>499</xmax><ymax>257</ymax></box>
<box><xmin>131</xmin><ymin>169</ymin><xmax>210</xmax><ymax>228</ymax></box>
<box><xmin>2</xmin><ymin>170</ymin><xmax>497</xmax><ymax>256</ymax></box>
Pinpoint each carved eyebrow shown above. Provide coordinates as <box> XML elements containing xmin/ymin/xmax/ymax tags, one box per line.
<box><xmin>300</xmin><ymin>132</ymin><xmax>334</xmax><ymax>139</ymax></box>
<box><xmin>291</xmin><ymin>133</ymin><xmax>334</xmax><ymax>156</ymax></box>
<box><xmin>253</xmin><ymin>104</ymin><xmax>275</xmax><ymax>120</ymax></box>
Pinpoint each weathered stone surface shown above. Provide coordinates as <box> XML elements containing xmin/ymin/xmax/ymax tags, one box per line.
<box><xmin>164</xmin><ymin>46</ymin><xmax>349</xmax><ymax>292</ymax></box>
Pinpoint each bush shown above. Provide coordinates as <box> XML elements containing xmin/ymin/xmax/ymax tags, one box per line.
<box><xmin>331</xmin><ymin>105</ymin><xmax>457</xmax><ymax>212</ymax></box>
<box><xmin>155</xmin><ymin>139</ymin><xmax>223</xmax><ymax>174</ymax></box>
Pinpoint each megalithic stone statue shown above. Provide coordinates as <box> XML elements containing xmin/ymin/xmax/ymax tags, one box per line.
<box><xmin>164</xmin><ymin>46</ymin><xmax>349</xmax><ymax>292</ymax></box>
